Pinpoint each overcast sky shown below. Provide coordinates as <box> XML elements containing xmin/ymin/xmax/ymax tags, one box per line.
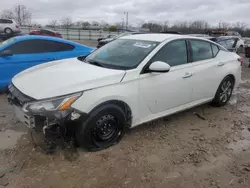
<box><xmin>1</xmin><ymin>0</ymin><xmax>250</xmax><ymax>26</ymax></box>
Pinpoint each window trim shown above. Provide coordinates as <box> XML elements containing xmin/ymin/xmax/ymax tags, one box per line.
<box><xmin>141</xmin><ymin>39</ymin><xmax>190</xmax><ymax>74</ymax></box>
<box><xmin>211</xmin><ymin>43</ymin><xmax>219</xmax><ymax>57</ymax></box>
<box><xmin>188</xmin><ymin>39</ymin><xmax>215</xmax><ymax>63</ymax></box>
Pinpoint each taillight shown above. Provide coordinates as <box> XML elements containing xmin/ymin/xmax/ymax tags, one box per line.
<box><xmin>238</xmin><ymin>57</ymin><xmax>244</xmax><ymax>66</ymax></box>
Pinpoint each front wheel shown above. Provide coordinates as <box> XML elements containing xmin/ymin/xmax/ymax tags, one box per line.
<box><xmin>76</xmin><ymin>104</ymin><xmax>126</xmax><ymax>151</ymax></box>
<box><xmin>212</xmin><ymin>76</ymin><xmax>234</xmax><ymax>107</ymax></box>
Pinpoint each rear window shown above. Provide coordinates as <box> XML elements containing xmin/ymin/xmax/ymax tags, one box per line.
<box><xmin>6</xmin><ymin>39</ymin><xmax>75</xmax><ymax>54</ymax></box>
<box><xmin>0</xmin><ymin>37</ymin><xmax>16</xmax><ymax>48</ymax></box>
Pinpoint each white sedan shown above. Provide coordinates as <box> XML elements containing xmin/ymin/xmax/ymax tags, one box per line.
<box><xmin>8</xmin><ymin>34</ymin><xmax>242</xmax><ymax>151</ymax></box>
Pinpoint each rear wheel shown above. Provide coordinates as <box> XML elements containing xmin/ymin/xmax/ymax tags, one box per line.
<box><xmin>4</xmin><ymin>28</ymin><xmax>13</xmax><ymax>35</ymax></box>
<box><xmin>212</xmin><ymin>76</ymin><xmax>234</xmax><ymax>106</ymax></box>
<box><xmin>76</xmin><ymin>104</ymin><xmax>126</xmax><ymax>151</ymax></box>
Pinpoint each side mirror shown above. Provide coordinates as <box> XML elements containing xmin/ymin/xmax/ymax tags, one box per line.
<box><xmin>0</xmin><ymin>50</ymin><xmax>12</xmax><ymax>57</ymax></box>
<box><xmin>148</xmin><ymin>61</ymin><xmax>170</xmax><ymax>73</ymax></box>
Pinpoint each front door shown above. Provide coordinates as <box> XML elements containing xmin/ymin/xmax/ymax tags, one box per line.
<box><xmin>139</xmin><ymin>39</ymin><xmax>194</xmax><ymax>115</ymax></box>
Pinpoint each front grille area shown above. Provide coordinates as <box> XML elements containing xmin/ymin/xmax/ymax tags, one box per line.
<box><xmin>7</xmin><ymin>83</ymin><xmax>34</xmax><ymax>107</ymax></box>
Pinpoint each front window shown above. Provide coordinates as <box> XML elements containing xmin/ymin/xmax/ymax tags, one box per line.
<box><xmin>83</xmin><ymin>39</ymin><xmax>159</xmax><ymax>70</ymax></box>
<box><xmin>151</xmin><ymin>40</ymin><xmax>188</xmax><ymax>67</ymax></box>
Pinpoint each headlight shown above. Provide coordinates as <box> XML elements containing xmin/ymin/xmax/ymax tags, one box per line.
<box><xmin>23</xmin><ymin>92</ymin><xmax>82</xmax><ymax>113</ymax></box>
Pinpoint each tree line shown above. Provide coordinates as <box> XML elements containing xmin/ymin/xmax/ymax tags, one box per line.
<box><xmin>141</xmin><ymin>21</ymin><xmax>250</xmax><ymax>37</ymax></box>
<box><xmin>1</xmin><ymin>4</ymin><xmax>250</xmax><ymax>37</ymax></box>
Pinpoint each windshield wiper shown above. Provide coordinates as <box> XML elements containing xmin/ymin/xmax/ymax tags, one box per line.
<box><xmin>87</xmin><ymin>60</ymin><xmax>105</xmax><ymax>67</ymax></box>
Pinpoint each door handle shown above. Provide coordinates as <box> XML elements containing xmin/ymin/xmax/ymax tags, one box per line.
<box><xmin>183</xmin><ymin>73</ymin><xmax>193</xmax><ymax>79</ymax></box>
<box><xmin>218</xmin><ymin>62</ymin><xmax>225</xmax><ymax>67</ymax></box>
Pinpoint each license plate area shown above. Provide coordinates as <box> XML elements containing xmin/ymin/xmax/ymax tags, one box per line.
<box><xmin>13</xmin><ymin>105</ymin><xmax>35</xmax><ymax>128</ymax></box>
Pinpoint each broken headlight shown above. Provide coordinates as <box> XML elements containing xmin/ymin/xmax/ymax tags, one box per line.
<box><xmin>22</xmin><ymin>92</ymin><xmax>82</xmax><ymax>114</ymax></box>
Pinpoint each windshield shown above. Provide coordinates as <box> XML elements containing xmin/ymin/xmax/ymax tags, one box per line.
<box><xmin>83</xmin><ymin>39</ymin><xmax>159</xmax><ymax>70</ymax></box>
<box><xmin>244</xmin><ymin>39</ymin><xmax>250</xmax><ymax>44</ymax></box>
<box><xmin>0</xmin><ymin>37</ymin><xmax>16</xmax><ymax>48</ymax></box>
<box><xmin>217</xmin><ymin>39</ymin><xmax>235</xmax><ymax>49</ymax></box>
<box><xmin>114</xmin><ymin>33</ymin><xmax>133</xmax><ymax>39</ymax></box>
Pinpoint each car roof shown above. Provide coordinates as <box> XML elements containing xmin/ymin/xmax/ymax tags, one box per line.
<box><xmin>120</xmin><ymin>33</ymin><xmax>211</xmax><ymax>42</ymax></box>
<box><xmin>12</xmin><ymin>35</ymin><xmax>78</xmax><ymax>45</ymax></box>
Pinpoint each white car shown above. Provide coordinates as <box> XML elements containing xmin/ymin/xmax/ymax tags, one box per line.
<box><xmin>8</xmin><ymin>34</ymin><xmax>242</xmax><ymax>151</ymax></box>
<box><xmin>0</xmin><ymin>19</ymin><xmax>20</xmax><ymax>35</ymax></box>
<box><xmin>216</xmin><ymin>36</ymin><xmax>244</xmax><ymax>53</ymax></box>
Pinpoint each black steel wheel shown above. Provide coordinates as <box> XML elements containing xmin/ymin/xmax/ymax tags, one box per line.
<box><xmin>212</xmin><ymin>76</ymin><xmax>234</xmax><ymax>106</ymax></box>
<box><xmin>76</xmin><ymin>104</ymin><xmax>126</xmax><ymax>151</ymax></box>
<box><xmin>91</xmin><ymin>114</ymin><xmax>122</xmax><ymax>148</ymax></box>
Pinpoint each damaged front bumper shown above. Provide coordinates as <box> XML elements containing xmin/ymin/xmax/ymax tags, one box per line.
<box><xmin>7</xmin><ymin>84</ymin><xmax>83</xmax><ymax>134</ymax></box>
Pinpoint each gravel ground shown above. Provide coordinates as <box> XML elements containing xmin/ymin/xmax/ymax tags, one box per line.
<box><xmin>0</xmin><ymin>55</ymin><xmax>250</xmax><ymax>188</ymax></box>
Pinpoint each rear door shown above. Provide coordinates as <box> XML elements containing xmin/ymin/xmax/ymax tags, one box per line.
<box><xmin>188</xmin><ymin>39</ymin><xmax>223</xmax><ymax>101</ymax></box>
<box><xmin>0</xmin><ymin>39</ymin><xmax>75</xmax><ymax>88</ymax></box>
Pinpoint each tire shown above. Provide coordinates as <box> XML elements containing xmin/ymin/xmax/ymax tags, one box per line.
<box><xmin>4</xmin><ymin>28</ymin><xmax>13</xmax><ymax>35</ymax></box>
<box><xmin>212</xmin><ymin>76</ymin><xmax>234</xmax><ymax>107</ymax></box>
<box><xmin>76</xmin><ymin>104</ymin><xmax>126</xmax><ymax>151</ymax></box>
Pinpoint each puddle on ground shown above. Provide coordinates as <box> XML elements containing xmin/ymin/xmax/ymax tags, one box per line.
<box><xmin>0</xmin><ymin>130</ymin><xmax>25</xmax><ymax>150</ymax></box>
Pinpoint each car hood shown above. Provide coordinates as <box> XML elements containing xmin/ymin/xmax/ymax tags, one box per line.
<box><xmin>12</xmin><ymin>58</ymin><xmax>126</xmax><ymax>100</ymax></box>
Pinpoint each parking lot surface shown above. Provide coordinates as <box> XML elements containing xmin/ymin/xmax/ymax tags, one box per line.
<box><xmin>0</xmin><ymin>55</ymin><xmax>250</xmax><ymax>188</ymax></box>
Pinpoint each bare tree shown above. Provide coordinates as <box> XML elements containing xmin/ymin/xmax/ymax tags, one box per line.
<box><xmin>82</xmin><ymin>21</ymin><xmax>91</xmax><ymax>28</ymax></box>
<box><xmin>92</xmin><ymin>21</ymin><xmax>100</xmax><ymax>26</ymax></box>
<box><xmin>142</xmin><ymin>22</ymin><xmax>162</xmax><ymax>32</ymax></box>
<box><xmin>162</xmin><ymin>20</ymin><xmax>169</xmax><ymax>32</ymax></box>
<box><xmin>218</xmin><ymin>21</ymin><xmax>231</xmax><ymax>30</ymax></box>
<box><xmin>48</xmin><ymin>20</ymin><xmax>58</xmax><ymax>28</ymax></box>
<box><xmin>0</xmin><ymin>10</ymin><xmax>14</xmax><ymax>19</ymax></box>
<box><xmin>13</xmin><ymin>5</ymin><xmax>32</xmax><ymax>26</ymax></box>
<box><xmin>0</xmin><ymin>5</ymin><xmax>31</xmax><ymax>26</ymax></box>
<box><xmin>60</xmin><ymin>17</ymin><xmax>73</xmax><ymax>28</ymax></box>
<box><xmin>75</xmin><ymin>21</ymin><xmax>83</xmax><ymax>27</ymax></box>
<box><xmin>233</xmin><ymin>22</ymin><xmax>247</xmax><ymax>30</ymax></box>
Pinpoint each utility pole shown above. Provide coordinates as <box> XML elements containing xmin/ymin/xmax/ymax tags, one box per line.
<box><xmin>124</xmin><ymin>12</ymin><xmax>128</xmax><ymax>31</ymax></box>
<box><xmin>121</xmin><ymin>18</ymin><xmax>124</xmax><ymax>30</ymax></box>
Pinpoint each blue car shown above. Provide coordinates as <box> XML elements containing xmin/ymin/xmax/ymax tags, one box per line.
<box><xmin>0</xmin><ymin>35</ymin><xmax>94</xmax><ymax>89</ymax></box>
